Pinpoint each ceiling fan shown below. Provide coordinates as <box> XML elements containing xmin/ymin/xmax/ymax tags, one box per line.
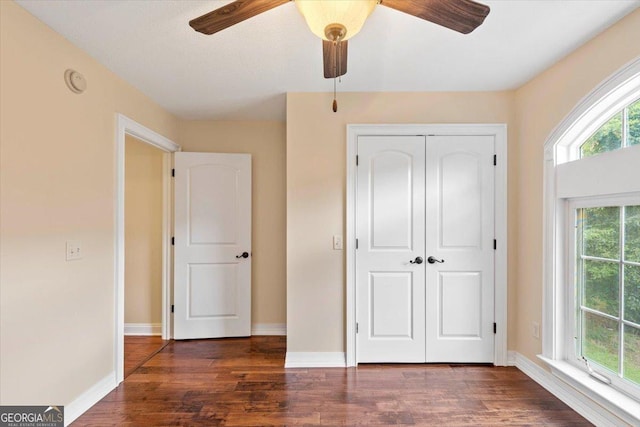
<box><xmin>190</xmin><ymin>0</ymin><xmax>490</xmax><ymax>110</ymax></box>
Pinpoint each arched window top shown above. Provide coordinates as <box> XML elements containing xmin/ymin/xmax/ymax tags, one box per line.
<box><xmin>580</xmin><ymin>97</ymin><xmax>640</xmax><ymax>158</ymax></box>
<box><xmin>544</xmin><ymin>57</ymin><xmax>640</xmax><ymax>165</ymax></box>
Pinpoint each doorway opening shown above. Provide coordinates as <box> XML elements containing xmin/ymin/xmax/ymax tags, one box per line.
<box><xmin>115</xmin><ymin>114</ymin><xmax>180</xmax><ymax>384</ymax></box>
<box><xmin>123</xmin><ymin>135</ymin><xmax>168</xmax><ymax>377</ymax></box>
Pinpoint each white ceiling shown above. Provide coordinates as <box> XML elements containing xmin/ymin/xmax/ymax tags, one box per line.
<box><xmin>16</xmin><ymin>0</ymin><xmax>640</xmax><ymax>121</ymax></box>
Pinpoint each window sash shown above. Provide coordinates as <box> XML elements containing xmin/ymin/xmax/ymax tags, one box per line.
<box><xmin>567</xmin><ymin>196</ymin><xmax>640</xmax><ymax>401</ymax></box>
<box><xmin>579</xmin><ymin>98</ymin><xmax>640</xmax><ymax>158</ymax></box>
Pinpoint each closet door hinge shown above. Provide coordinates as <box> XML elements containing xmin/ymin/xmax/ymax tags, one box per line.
<box><xmin>493</xmin><ymin>155</ymin><xmax>497</xmax><ymax>166</ymax></box>
<box><xmin>356</xmin><ymin>155</ymin><xmax>359</xmax><ymax>166</ymax></box>
<box><xmin>356</xmin><ymin>323</ymin><xmax>359</xmax><ymax>334</ymax></box>
<box><xmin>171</xmin><ymin>237</ymin><xmax>175</xmax><ymax>246</ymax></box>
<box><xmin>493</xmin><ymin>323</ymin><xmax>497</xmax><ymax>334</ymax></box>
<box><xmin>172</xmin><ymin>168</ymin><xmax>175</xmax><ymax>177</ymax></box>
<box><xmin>171</xmin><ymin>305</ymin><xmax>175</xmax><ymax>313</ymax></box>
<box><xmin>356</xmin><ymin>239</ymin><xmax>359</xmax><ymax>249</ymax></box>
<box><xmin>493</xmin><ymin>239</ymin><xmax>497</xmax><ymax>250</ymax></box>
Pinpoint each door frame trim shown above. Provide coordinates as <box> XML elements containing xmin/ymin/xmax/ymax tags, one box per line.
<box><xmin>346</xmin><ymin>124</ymin><xmax>508</xmax><ymax>367</ymax></box>
<box><xmin>115</xmin><ymin>114</ymin><xmax>181</xmax><ymax>384</ymax></box>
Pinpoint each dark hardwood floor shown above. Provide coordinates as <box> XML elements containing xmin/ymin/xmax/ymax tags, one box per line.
<box><xmin>73</xmin><ymin>336</ymin><xmax>591</xmax><ymax>426</ymax></box>
<box><xmin>124</xmin><ymin>335</ymin><xmax>169</xmax><ymax>378</ymax></box>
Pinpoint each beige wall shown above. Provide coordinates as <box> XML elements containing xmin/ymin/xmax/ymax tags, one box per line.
<box><xmin>178</xmin><ymin>120</ymin><xmax>287</xmax><ymax>325</ymax></box>
<box><xmin>513</xmin><ymin>9</ymin><xmax>640</xmax><ymax>363</ymax></box>
<box><xmin>0</xmin><ymin>0</ymin><xmax>178</xmax><ymax>405</ymax></box>
<box><xmin>125</xmin><ymin>136</ymin><xmax>164</xmax><ymax>325</ymax></box>
<box><xmin>286</xmin><ymin>92</ymin><xmax>518</xmax><ymax>352</ymax></box>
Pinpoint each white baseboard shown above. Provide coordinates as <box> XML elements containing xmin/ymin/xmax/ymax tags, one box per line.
<box><xmin>285</xmin><ymin>352</ymin><xmax>346</xmax><ymax>368</ymax></box>
<box><xmin>64</xmin><ymin>373</ymin><xmax>116</xmax><ymax>426</ymax></box>
<box><xmin>507</xmin><ymin>350</ymin><xmax>517</xmax><ymax>366</ymax></box>
<box><xmin>251</xmin><ymin>323</ymin><xmax>286</xmax><ymax>336</ymax></box>
<box><xmin>513</xmin><ymin>352</ymin><xmax>632</xmax><ymax>426</ymax></box>
<box><xmin>124</xmin><ymin>323</ymin><xmax>162</xmax><ymax>336</ymax></box>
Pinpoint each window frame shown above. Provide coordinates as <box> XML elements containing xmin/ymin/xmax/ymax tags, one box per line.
<box><xmin>541</xmin><ymin>57</ymin><xmax>640</xmax><ymax>423</ymax></box>
<box><xmin>566</xmin><ymin>195</ymin><xmax>640</xmax><ymax>401</ymax></box>
<box><xmin>577</xmin><ymin>97</ymin><xmax>640</xmax><ymax>159</ymax></box>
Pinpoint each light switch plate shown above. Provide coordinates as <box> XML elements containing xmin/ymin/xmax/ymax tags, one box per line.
<box><xmin>532</xmin><ymin>321</ymin><xmax>540</xmax><ymax>339</ymax></box>
<box><xmin>66</xmin><ymin>240</ymin><xmax>82</xmax><ymax>260</ymax></box>
<box><xmin>333</xmin><ymin>235</ymin><xmax>343</xmax><ymax>250</ymax></box>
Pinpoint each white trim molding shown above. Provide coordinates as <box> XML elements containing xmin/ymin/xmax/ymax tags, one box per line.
<box><xmin>251</xmin><ymin>323</ymin><xmax>287</xmax><ymax>336</ymax></box>
<box><xmin>115</xmin><ymin>114</ymin><xmax>180</xmax><ymax>384</ymax></box>
<box><xmin>124</xmin><ymin>323</ymin><xmax>162</xmax><ymax>336</ymax></box>
<box><xmin>540</xmin><ymin>356</ymin><xmax>640</xmax><ymax>426</ymax></box>
<box><xmin>345</xmin><ymin>124</ymin><xmax>508</xmax><ymax>367</ymax></box>
<box><xmin>64</xmin><ymin>373</ymin><xmax>116</xmax><ymax>426</ymax></box>
<box><xmin>511</xmin><ymin>352</ymin><xmax>639</xmax><ymax>426</ymax></box>
<box><xmin>285</xmin><ymin>352</ymin><xmax>346</xmax><ymax>368</ymax></box>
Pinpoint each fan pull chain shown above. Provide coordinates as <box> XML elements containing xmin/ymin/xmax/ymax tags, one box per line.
<box><xmin>333</xmin><ymin>41</ymin><xmax>340</xmax><ymax>113</ymax></box>
<box><xmin>333</xmin><ymin>76</ymin><xmax>337</xmax><ymax>113</ymax></box>
<box><xmin>333</xmin><ymin>41</ymin><xmax>342</xmax><ymax>113</ymax></box>
<box><xmin>338</xmin><ymin>41</ymin><xmax>342</xmax><ymax>84</ymax></box>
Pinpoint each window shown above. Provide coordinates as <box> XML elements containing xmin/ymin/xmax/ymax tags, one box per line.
<box><xmin>580</xmin><ymin>98</ymin><xmax>640</xmax><ymax>158</ymax></box>
<box><xmin>571</xmin><ymin>202</ymin><xmax>640</xmax><ymax>397</ymax></box>
<box><xmin>567</xmin><ymin>94</ymin><xmax>640</xmax><ymax>403</ymax></box>
<box><xmin>542</xmin><ymin>60</ymin><xmax>640</xmax><ymax>422</ymax></box>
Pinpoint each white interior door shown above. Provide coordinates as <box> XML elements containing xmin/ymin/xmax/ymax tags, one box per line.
<box><xmin>425</xmin><ymin>135</ymin><xmax>495</xmax><ymax>363</ymax></box>
<box><xmin>173</xmin><ymin>152</ymin><xmax>251</xmax><ymax>339</ymax></box>
<box><xmin>356</xmin><ymin>135</ymin><xmax>426</xmax><ymax>362</ymax></box>
<box><xmin>356</xmin><ymin>135</ymin><xmax>495</xmax><ymax>363</ymax></box>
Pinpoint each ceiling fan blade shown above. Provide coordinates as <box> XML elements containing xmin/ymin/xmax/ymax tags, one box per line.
<box><xmin>189</xmin><ymin>0</ymin><xmax>290</xmax><ymax>35</ymax></box>
<box><xmin>323</xmin><ymin>40</ymin><xmax>348</xmax><ymax>79</ymax></box>
<box><xmin>380</xmin><ymin>0</ymin><xmax>490</xmax><ymax>34</ymax></box>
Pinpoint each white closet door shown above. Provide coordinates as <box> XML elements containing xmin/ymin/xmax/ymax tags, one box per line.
<box><xmin>424</xmin><ymin>135</ymin><xmax>495</xmax><ymax>363</ymax></box>
<box><xmin>356</xmin><ymin>135</ymin><xmax>427</xmax><ymax>362</ymax></box>
<box><xmin>356</xmin><ymin>134</ymin><xmax>496</xmax><ymax>364</ymax></box>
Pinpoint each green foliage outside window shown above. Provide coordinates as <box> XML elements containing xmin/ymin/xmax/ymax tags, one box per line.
<box><xmin>580</xmin><ymin>98</ymin><xmax>640</xmax><ymax>157</ymax></box>
<box><xmin>578</xmin><ymin>206</ymin><xmax>640</xmax><ymax>385</ymax></box>
<box><xmin>576</xmin><ymin>98</ymin><xmax>640</xmax><ymax>387</ymax></box>
<box><xmin>629</xmin><ymin>98</ymin><xmax>640</xmax><ymax>147</ymax></box>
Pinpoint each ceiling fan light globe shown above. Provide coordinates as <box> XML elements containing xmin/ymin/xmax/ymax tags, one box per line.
<box><xmin>296</xmin><ymin>0</ymin><xmax>377</xmax><ymax>41</ymax></box>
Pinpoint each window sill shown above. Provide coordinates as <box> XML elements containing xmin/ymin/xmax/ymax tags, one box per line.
<box><xmin>538</xmin><ymin>356</ymin><xmax>640</xmax><ymax>424</ymax></box>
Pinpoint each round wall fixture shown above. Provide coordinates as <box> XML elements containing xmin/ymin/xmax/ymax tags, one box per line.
<box><xmin>64</xmin><ymin>69</ymin><xmax>87</xmax><ymax>94</ymax></box>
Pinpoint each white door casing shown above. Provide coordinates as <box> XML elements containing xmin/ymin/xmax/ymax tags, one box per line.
<box><xmin>353</xmin><ymin>130</ymin><xmax>500</xmax><ymax>364</ymax></box>
<box><xmin>347</xmin><ymin>124</ymin><xmax>508</xmax><ymax>367</ymax></box>
<box><xmin>356</xmin><ymin>136</ymin><xmax>427</xmax><ymax>362</ymax></box>
<box><xmin>424</xmin><ymin>135</ymin><xmax>495</xmax><ymax>363</ymax></box>
<box><xmin>115</xmin><ymin>114</ymin><xmax>180</xmax><ymax>384</ymax></box>
<box><xmin>173</xmin><ymin>152</ymin><xmax>251</xmax><ymax>339</ymax></box>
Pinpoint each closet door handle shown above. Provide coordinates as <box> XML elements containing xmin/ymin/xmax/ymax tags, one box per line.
<box><xmin>409</xmin><ymin>256</ymin><xmax>424</xmax><ymax>264</ymax></box>
<box><xmin>236</xmin><ymin>252</ymin><xmax>249</xmax><ymax>259</ymax></box>
<box><xmin>427</xmin><ymin>256</ymin><xmax>444</xmax><ymax>264</ymax></box>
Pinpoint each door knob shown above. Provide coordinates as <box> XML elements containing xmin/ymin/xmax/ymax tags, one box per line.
<box><xmin>236</xmin><ymin>252</ymin><xmax>249</xmax><ymax>259</ymax></box>
<box><xmin>409</xmin><ymin>256</ymin><xmax>424</xmax><ymax>264</ymax></box>
<box><xmin>427</xmin><ymin>256</ymin><xmax>444</xmax><ymax>264</ymax></box>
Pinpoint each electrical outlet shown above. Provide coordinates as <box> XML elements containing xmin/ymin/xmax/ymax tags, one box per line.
<box><xmin>66</xmin><ymin>240</ymin><xmax>83</xmax><ymax>261</ymax></box>
<box><xmin>333</xmin><ymin>235</ymin><xmax>343</xmax><ymax>250</ymax></box>
<box><xmin>532</xmin><ymin>321</ymin><xmax>540</xmax><ymax>339</ymax></box>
